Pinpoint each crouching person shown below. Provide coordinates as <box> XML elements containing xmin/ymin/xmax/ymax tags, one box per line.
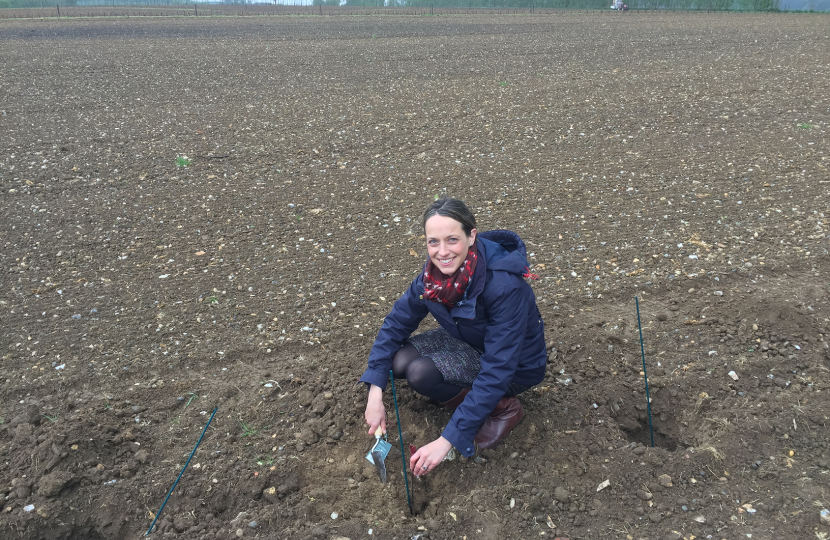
<box><xmin>360</xmin><ymin>197</ymin><xmax>547</xmax><ymax>477</ymax></box>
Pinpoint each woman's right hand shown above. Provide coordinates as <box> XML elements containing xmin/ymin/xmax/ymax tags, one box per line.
<box><xmin>365</xmin><ymin>385</ymin><xmax>387</xmax><ymax>436</ymax></box>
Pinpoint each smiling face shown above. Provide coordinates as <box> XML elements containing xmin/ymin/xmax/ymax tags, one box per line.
<box><xmin>425</xmin><ymin>215</ymin><xmax>476</xmax><ymax>276</ymax></box>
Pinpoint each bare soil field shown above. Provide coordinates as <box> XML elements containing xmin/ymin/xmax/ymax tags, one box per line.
<box><xmin>1</xmin><ymin>12</ymin><xmax>829</xmax><ymax>540</ymax></box>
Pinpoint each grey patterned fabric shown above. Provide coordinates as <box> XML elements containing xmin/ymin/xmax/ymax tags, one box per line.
<box><xmin>407</xmin><ymin>328</ymin><xmax>531</xmax><ymax>396</ymax></box>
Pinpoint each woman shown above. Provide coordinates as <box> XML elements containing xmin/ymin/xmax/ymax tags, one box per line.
<box><xmin>360</xmin><ymin>197</ymin><xmax>547</xmax><ymax>476</ymax></box>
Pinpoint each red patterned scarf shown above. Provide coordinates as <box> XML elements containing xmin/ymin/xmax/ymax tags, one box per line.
<box><xmin>422</xmin><ymin>246</ymin><xmax>478</xmax><ymax>309</ymax></box>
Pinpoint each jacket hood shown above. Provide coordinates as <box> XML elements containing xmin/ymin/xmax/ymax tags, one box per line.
<box><xmin>478</xmin><ymin>230</ymin><xmax>530</xmax><ymax>276</ymax></box>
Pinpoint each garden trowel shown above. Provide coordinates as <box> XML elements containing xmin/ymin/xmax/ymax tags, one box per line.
<box><xmin>366</xmin><ymin>426</ymin><xmax>391</xmax><ymax>483</ymax></box>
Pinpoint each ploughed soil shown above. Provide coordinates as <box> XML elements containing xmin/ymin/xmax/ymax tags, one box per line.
<box><xmin>1</xmin><ymin>12</ymin><xmax>829</xmax><ymax>540</ymax></box>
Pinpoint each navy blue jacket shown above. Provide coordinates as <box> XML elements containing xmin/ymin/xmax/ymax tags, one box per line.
<box><xmin>359</xmin><ymin>230</ymin><xmax>547</xmax><ymax>457</ymax></box>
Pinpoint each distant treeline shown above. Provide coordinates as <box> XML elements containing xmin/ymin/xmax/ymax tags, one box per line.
<box><xmin>0</xmin><ymin>0</ymin><xmax>67</xmax><ymax>6</ymax></box>
<box><xmin>0</xmin><ymin>0</ymin><xmax>781</xmax><ymax>10</ymax></box>
<box><xmin>339</xmin><ymin>0</ymin><xmax>779</xmax><ymax>8</ymax></box>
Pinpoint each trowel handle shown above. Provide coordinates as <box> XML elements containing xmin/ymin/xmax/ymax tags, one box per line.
<box><xmin>374</xmin><ymin>425</ymin><xmax>383</xmax><ymax>438</ymax></box>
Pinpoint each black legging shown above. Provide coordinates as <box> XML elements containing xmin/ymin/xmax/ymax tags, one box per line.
<box><xmin>391</xmin><ymin>344</ymin><xmax>465</xmax><ymax>403</ymax></box>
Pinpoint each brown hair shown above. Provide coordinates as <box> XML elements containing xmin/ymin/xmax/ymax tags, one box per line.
<box><xmin>422</xmin><ymin>197</ymin><xmax>477</xmax><ymax>238</ymax></box>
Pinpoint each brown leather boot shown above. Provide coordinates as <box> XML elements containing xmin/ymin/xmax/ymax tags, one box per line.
<box><xmin>474</xmin><ymin>397</ymin><xmax>524</xmax><ymax>449</ymax></box>
<box><xmin>440</xmin><ymin>388</ymin><xmax>470</xmax><ymax>409</ymax></box>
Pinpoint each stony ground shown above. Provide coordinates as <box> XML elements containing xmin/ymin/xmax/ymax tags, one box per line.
<box><xmin>0</xmin><ymin>11</ymin><xmax>829</xmax><ymax>540</ymax></box>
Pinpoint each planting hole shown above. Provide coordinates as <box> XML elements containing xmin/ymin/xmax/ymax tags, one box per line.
<box><xmin>621</xmin><ymin>417</ymin><xmax>678</xmax><ymax>451</ymax></box>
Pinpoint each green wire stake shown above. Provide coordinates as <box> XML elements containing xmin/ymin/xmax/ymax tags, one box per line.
<box><xmin>390</xmin><ymin>370</ymin><xmax>413</xmax><ymax>515</ymax></box>
<box><xmin>635</xmin><ymin>297</ymin><xmax>655</xmax><ymax>448</ymax></box>
<box><xmin>146</xmin><ymin>406</ymin><xmax>218</xmax><ymax>535</ymax></box>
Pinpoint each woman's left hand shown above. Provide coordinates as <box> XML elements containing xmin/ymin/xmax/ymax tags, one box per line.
<box><xmin>410</xmin><ymin>436</ymin><xmax>453</xmax><ymax>477</ymax></box>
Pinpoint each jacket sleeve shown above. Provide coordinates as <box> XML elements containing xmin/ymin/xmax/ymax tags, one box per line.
<box><xmin>440</xmin><ymin>276</ymin><xmax>531</xmax><ymax>456</ymax></box>
<box><xmin>358</xmin><ymin>278</ymin><xmax>429</xmax><ymax>391</ymax></box>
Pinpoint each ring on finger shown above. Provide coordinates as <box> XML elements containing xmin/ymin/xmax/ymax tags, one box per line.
<box><xmin>422</xmin><ymin>465</ymin><xmax>428</xmax><ymax>470</ymax></box>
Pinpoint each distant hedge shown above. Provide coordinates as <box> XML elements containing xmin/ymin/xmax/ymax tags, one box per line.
<box><xmin>0</xmin><ymin>0</ymin><xmax>781</xmax><ymax>11</ymax></box>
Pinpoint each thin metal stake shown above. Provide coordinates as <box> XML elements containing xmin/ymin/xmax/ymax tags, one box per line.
<box><xmin>146</xmin><ymin>407</ymin><xmax>218</xmax><ymax>535</ymax></box>
<box><xmin>635</xmin><ymin>297</ymin><xmax>655</xmax><ymax>448</ymax></box>
<box><xmin>390</xmin><ymin>370</ymin><xmax>413</xmax><ymax>515</ymax></box>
